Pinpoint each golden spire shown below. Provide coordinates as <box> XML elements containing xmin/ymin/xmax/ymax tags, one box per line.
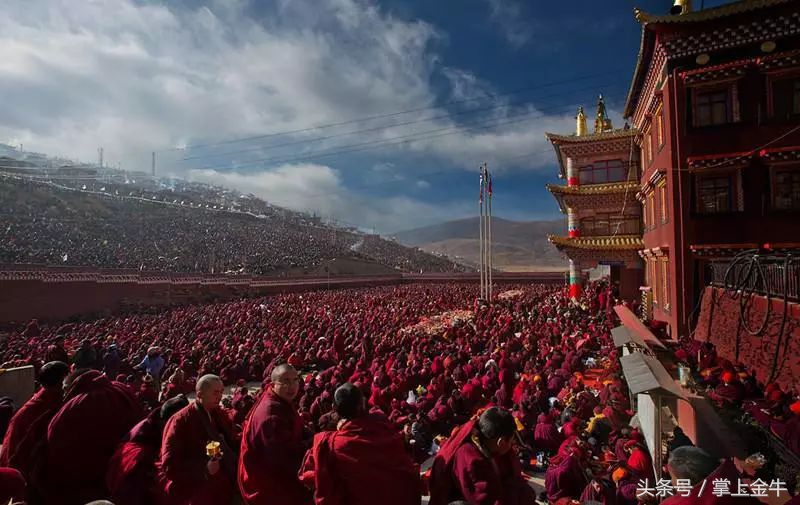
<box><xmin>670</xmin><ymin>0</ymin><xmax>692</xmax><ymax>15</ymax></box>
<box><xmin>594</xmin><ymin>94</ymin><xmax>613</xmax><ymax>133</ymax></box>
<box><xmin>576</xmin><ymin>106</ymin><xmax>587</xmax><ymax>137</ymax></box>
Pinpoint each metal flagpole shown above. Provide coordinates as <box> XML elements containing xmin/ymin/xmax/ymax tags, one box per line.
<box><xmin>486</xmin><ymin>169</ymin><xmax>494</xmax><ymax>301</ymax></box>
<box><xmin>482</xmin><ymin>163</ymin><xmax>489</xmax><ymax>301</ymax></box>
<box><xmin>479</xmin><ymin>168</ymin><xmax>485</xmax><ymax>300</ymax></box>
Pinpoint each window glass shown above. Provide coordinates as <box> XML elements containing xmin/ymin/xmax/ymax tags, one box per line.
<box><xmin>697</xmin><ymin>175</ymin><xmax>732</xmax><ymax>213</ymax></box>
<box><xmin>695</xmin><ymin>89</ymin><xmax>729</xmax><ymax>127</ymax></box>
<box><xmin>772</xmin><ymin>77</ymin><xmax>800</xmax><ymax>118</ymax></box>
<box><xmin>773</xmin><ymin>168</ymin><xmax>800</xmax><ymax>210</ymax></box>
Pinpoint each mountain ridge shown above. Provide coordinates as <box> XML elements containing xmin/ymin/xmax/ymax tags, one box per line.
<box><xmin>394</xmin><ymin>216</ymin><xmax>567</xmax><ymax>270</ymax></box>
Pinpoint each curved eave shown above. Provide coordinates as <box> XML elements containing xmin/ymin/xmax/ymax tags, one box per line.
<box><xmin>624</xmin><ymin>22</ymin><xmax>654</xmax><ymax>119</ymax></box>
<box><xmin>546</xmin><ymin>181</ymin><xmax>640</xmax><ymax>196</ymax></box>
<box><xmin>548</xmin><ymin>234</ymin><xmax>644</xmax><ymax>251</ymax></box>
<box><xmin>633</xmin><ymin>0</ymin><xmax>792</xmax><ymax>25</ymax></box>
<box><xmin>545</xmin><ymin>129</ymin><xmax>638</xmax><ymax>144</ymax></box>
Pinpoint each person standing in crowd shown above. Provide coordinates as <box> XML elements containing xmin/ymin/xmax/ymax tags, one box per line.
<box><xmin>159</xmin><ymin>374</ymin><xmax>239</xmax><ymax>505</ymax></box>
<box><xmin>73</xmin><ymin>338</ymin><xmax>98</xmax><ymax>369</ymax></box>
<box><xmin>35</xmin><ymin>368</ymin><xmax>143</xmax><ymax>505</ymax></box>
<box><xmin>429</xmin><ymin>407</ymin><xmax>536</xmax><ymax>505</ymax></box>
<box><xmin>239</xmin><ymin>364</ymin><xmax>312</xmax><ymax>505</ymax></box>
<box><xmin>300</xmin><ymin>383</ymin><xmax>421</xmax><ymax>505</ymax></box>
<box><xmin>0</xmin><ymin>361</ymin><xmax>69</xmax><ymax>481</ymax></box>
<box><xmin>137</xmin><ymin>347</ymin><xmax>165</xmax><ymax>390</ymax></box>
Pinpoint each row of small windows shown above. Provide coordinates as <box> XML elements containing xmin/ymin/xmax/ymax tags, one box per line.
<box><xmin>641</xmin><ymin>75</ymin><xmax>800</xmax><ymax>167</ymax></box>
<box><xmin>579</xmin><ymin>212</ymin><xmax>641</xmax><ymax>236</ymax></box>
<box><xmin>693</xmin><ymin>167</ymin><xmax>800</xmax><ymax>213</ymax></box>
<box><xmin>578</xmin><ymin>159</ymin><xmax>631</xmax><ymax>185</ymax></box>
<box><xmin>643</xmin><ymin>168</ymin><xmax>799</xmax><ymax>223</ymax></box>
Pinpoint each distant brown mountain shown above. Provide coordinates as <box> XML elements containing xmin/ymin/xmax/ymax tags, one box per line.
<box><xmin>393</xmin><ymin>217</ymin><xmax>568</xmax><ymax>271</ymax></box>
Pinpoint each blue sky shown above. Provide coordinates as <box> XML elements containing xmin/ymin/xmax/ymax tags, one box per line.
<box><xmin>1</xmin><ymin>0</ymin><xmax>734</xmax><ymax>232</ymax></box>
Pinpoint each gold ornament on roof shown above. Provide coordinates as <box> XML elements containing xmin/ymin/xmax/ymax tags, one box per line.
<box><xmin>576</xmin><ymin>106</ymin><xmax>588</xmax><ymax>137</ymax></box>
<box><xmin>594</xmin><ymin>95</ymin><xmax>613</xmax><ymax>133</ymax></box>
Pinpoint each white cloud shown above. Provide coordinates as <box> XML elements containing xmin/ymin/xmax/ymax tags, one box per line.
<box><xmin>416</xmin><ymin>179</ymin><xmax>431</xmax><ymax>189</ymax></box>
<box><xmin>0</xmin><ymin>0</ymin><xmax>581</xmax><ymax>229</ymax></box>
<box><xmin>186</xmin><ymin>164</ymin><xmax>470</xmax><ymax>232</ymax></box>
<box><xmin>484</xmin><ymin>0</ymin><xmax>536</xmax><ymax>49</ymax></box>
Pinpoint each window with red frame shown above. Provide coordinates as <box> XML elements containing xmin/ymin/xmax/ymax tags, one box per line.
<box><xmin>773</xmin><ymin>167</ymin><xmax>800</xmax><ymax>210</ymax></box>
<box><xmin>694</xmin><ymin>88</ymin><xmax>730</xmax><ymax>127</ymax></box>
<box><xmin>578</xmin><ymin>159</ymin><xmax>627</xmax><ymax>184</ymax></box>
<box><xmin>696</xmin><ymin>174</ymin><xmax>734</xmax><ymax>213</ymax></box>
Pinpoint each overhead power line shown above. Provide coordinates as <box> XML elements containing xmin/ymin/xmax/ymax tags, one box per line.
<box><xmin>176</xmin><ymin>92</ymin><xmax>627</xmax><ymax>172</ymax></box>
<box><xmin>178</xmin><ymin>78</ymin><xmax>620</xmax><ymax>162</ymax></box>
<box><xmin>159</xmin><ymin>67</ymin><xmax>628</xmax><ymax>153</ymax></box>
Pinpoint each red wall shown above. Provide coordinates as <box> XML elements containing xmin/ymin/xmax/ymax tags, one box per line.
<box><xmin>694</xmin><ymin>286</ymin><xmax>800</xmax><ymax>390</ymax></box>
<box><xmin>0</xmin><ymin>270</ymin><xmax>564</xmax><ymax>326</ymax></box>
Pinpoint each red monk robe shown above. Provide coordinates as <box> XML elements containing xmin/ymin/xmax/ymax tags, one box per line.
<box><xmin>107</xmin><ymin>396</ymin><xmax>189</xmax><ymax>505</ymax></box>
<box><xmin>239</xmin><ymin>388</ymin><xmax>312</xmax><ymax>505</ymax></box>
<box><xmin>299</xmin><ymin>411</ymin><xmax>421</xmax><ymax>505</ymax></box>
<box><xmin>159</xmin><ymin>400</ymin><xmax>239</xmax><ymax>505</ymax></box>
<box><xmin>36</xmin><ymin>370</ymin><xmax>143</xmax><ymax>505</ymax></box>
<box><xmin>429</xmin><ymin>418</ymin><xmax>535</xmax><ymax>505</ymax></box>
<box><xmin>0</xmin><ymin>387</ymin><xmax>63</xmax><ymax>479</ymax></box>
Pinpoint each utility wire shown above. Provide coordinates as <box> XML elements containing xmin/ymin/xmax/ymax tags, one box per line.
<box><xmin>178</xmin><ymin>79</ymin><xmax>621</xmax><ymax>162</ymax></box>
<box><xmin>178</xmin><ymin>93</ymin><xmax>626</xmax><ymax>172</ymax></box>
<box><xmin>159</xmin><ymin>67</ymin><xmax>629</xmax><ymax>153</ymax></box>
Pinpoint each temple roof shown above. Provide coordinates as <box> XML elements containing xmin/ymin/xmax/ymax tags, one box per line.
<box><xmin>633</xmin><ymin>0</ymin><xmax>792</xmax><ymax>25</ymax></box>
<box><xmin>547</xmin><ymin>181</ymin><xmax>640</xmax><ymax>213</ymax></box>
<box><xmin>545</xmin><ymin>129</ymin><xmax>639</xmax><ymax>179</ymax></box>
<box><xmin>624</xmin><ymin>0</ymin><xmax>794</xmax><ymax>117</ymax></box>
<box><xmin>545</xmin><ymin>128</ymin><xmax>637</xmax><ymax>144</ymax></box>
<box><xmin>548</xmin><ymin>235</ymin><xmax>643</xmax><ymax>251</ymax></box>
<box><xmin>546</xmin><ymin>181</ymin><xmax>639</xmax><ymax>195</ymax></box>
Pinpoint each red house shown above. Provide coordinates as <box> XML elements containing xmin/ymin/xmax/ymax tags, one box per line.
<box><xmin>625</xmin><ymin>0</ymin><xmax>800</xmax><ymax>354</ymax></box>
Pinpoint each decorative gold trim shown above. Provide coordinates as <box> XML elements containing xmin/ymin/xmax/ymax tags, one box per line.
<box><xmin>548</xmin><ymin>235</ymin><xmax>644</xmax><ymax>250</ymax></box>
<box><xmin>546</xmin><ymin>181</ymin><xmax>640</xmax><ymax>196</ymax></box>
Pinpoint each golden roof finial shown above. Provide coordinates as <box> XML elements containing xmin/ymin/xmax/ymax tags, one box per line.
<box><xmin>576</xmin><ymin>106</ymin><xmax>587</xmax><ymax>137</ymax></box>
<box><xmin>594</xmin><ymin>94</ymin><xmax>613</xmax><ymax>133</ymax></box>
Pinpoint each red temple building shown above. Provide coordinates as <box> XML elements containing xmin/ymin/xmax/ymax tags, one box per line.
<box><xmin>545</xmin><ymin>97</ymin><xmax>644</xmax><ymax>301</ymax></box>
<box><xmin>625</xmin><ymin>0</ymin><xmax>800</xmax><ymax>348</ymax></box>
<box><xmin>620</xmin><ymin>0</ymin><xmax>800</xmax><ymax>465</ymax></box>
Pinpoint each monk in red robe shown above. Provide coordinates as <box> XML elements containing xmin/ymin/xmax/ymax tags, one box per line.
<box><xmin>429</xmin><ymin>407</ymin><xmax>536</xmax><ymax>505</ymax></box>
<box><xmin>35</xmin><ymin>368</ymin><xmax>143</xmax><ymax>505</ymax></box>
<box><xmin>0</xmin><ymin>361</ymin><xmax>69</xmax><ymax>481</ymax></box>
<box><xmin>534</xmin><ymin>412</ymin><xmax>563</xmax><ymax>453</ymax></box>
<box><xmin>300</xmin><ymin>383</ymin><xmax>421</xmax><ymax>505</ymax></box>
<box><xmin>0</xmin><ymin>467</ymin><xmax>26</xmax><ymax>505</ymax></box>
<box><xmin>107</xmin><ymin>395</ymin><xmax>189</xmax><ymax>505</ymax></box>
<box><xmin>239</xmin><ymin>364</ymin><xmax>312</xmax><ymax>505</ymax></box>
<box><xmin>662</xmin><ymin>447</ymin><xmax>761</xmax><ymax>505</ymax></box>
<box><xmin>625</xmin><ymin>439</ymin><xmax>655</xmax><ymax>484</ymax></box>
<box><xmin>159</xmin><ymin>375</ymin><xmax>240</xmax><ymax>505</ymax></box>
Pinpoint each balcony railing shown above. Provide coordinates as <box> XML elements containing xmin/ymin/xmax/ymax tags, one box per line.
<box><xmin>706</xmin><ymin>255</ymin><xmax>799</xmax><ymax>302</ymax></box>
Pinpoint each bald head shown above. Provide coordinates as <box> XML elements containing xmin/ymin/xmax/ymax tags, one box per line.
<box><xmin>271</xmin><ymin>363</ymin><xmax>297</xmax><ymax>383</ymax></box>
<box><xmin>196</xmin><ymin>374</ymin><xmax>224</xmax><ymax>411</ymax></box>
<box><xmin>271</xmin><ymin>364</ymin><xmax>300</xmax><ymax>403</ymax></box>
